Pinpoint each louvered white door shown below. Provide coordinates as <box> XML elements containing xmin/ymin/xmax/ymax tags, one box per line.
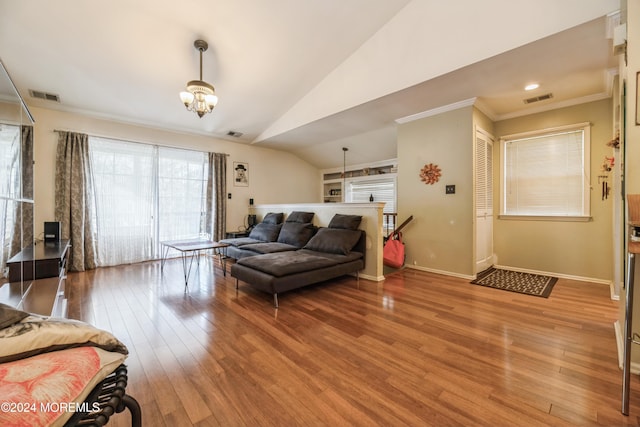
<box><xmin>475</xmin><ymin>130</ymin><xmax>494</xmax><ymax>272</ymax></box>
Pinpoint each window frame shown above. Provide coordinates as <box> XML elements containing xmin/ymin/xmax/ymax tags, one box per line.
<box><xmin>499</xmin><ymin>122</ymin><xmax>591</xmax><ymax>221</ymax></box>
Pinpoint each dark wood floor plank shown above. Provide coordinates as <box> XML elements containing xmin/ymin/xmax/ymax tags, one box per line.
<box><xmin>64</xmin><ymin>255</ymin><xmax>640</xmax><ymax>426</ymax></box>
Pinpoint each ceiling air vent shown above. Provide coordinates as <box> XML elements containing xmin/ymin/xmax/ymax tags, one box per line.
<box><xmin>28</xmin><ymin>89</ymin><xmax>60</xmax><ymax>102</ymax></box>
<box><xmin>523</xmin><ymin>93</ymin><xmax>553</xmax><ymax>104</ymax></box>
<box><xmin>227</xmin><ymin>131</ymin><xmax>243</xmax><ymax>138</ymax></box>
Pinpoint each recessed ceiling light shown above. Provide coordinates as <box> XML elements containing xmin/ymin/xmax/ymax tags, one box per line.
<box><xmin>525</xmin><ymin>83</ymin><xmax>539</xmax><ymax>91</ymax></box>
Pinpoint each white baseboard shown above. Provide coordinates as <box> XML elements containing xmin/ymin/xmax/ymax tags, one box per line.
<box><xmin>359</xmin><ymin>273</ymin><xmax>385</xmax><ymax>282</ymax></box>
<box><xmin>494</xmin><ymin>264</ymin><xmax>618</xmax><ymax>301</ymax></box>
<box><xmin>614</xmin><ymin>320</ymin><xmax>640</xmax><ymax>374</ymax></box>
<box><xmin>398</xmin><ymin>263</ymin><xmax>614</xmax><ymax>289</ymax></box>
<box><xmin>405</xmin><ymin>264</ymin><xmax>475</xmax><ymax>280</ymax></box>
<box><xmin>493</xmin><ymin>264</ymin><xmax>612</xmax><ymax>285</ymax></box>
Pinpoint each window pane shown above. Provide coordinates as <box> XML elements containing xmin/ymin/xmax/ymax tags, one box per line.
<box><xmin>87</xmin><ymin>137</ymin><xmax>214</xmax><ymax>266</ymax></box>
<box><xmin>90</xmin><ymin>138</ymin><xmax>155</xmax><ymax>266</ymax></box>
<box><xmin>158</xmin><ymin>147</ymin><xmax>208</xmax><ymax>244</ymax></box>
<box><xmin>0</xmin><ymin>125</ymin><xmax>20</xmax><ymax>274</ymax></box>
<box><xmin>0</xmin><ymin>124</ymin><xmax>20</xmax><ymax>199</ymax></box>
<box><xmin>503</xmin><ymin>128</ymin><xmax>586</xmax><ymax>216</ymax></box>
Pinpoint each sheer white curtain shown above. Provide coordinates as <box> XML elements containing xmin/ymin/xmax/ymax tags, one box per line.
<box><xmin>157</xmin><ymin>147</ymin><xmax>209</xmax><ymax>257</ymax></box>
<box><xmin>0</xmin><ymin>124</ymin><xmax>20</xmax><ymax>273</ymax></box>
<box><xmin>89</xmin><ymin>138</ymin><xmax>214</xmax><ymax>265</ymax></box>
<box><xmin>90</xmin><ymin>137</ymin><xmax>155</xmax><ymax>266</ymax></box>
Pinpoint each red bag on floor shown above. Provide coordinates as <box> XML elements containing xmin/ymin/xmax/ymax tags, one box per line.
<box><xmin>383</xmin><ymin>232</ymin><xmax>405</xmax><ymax>268</ymax></box>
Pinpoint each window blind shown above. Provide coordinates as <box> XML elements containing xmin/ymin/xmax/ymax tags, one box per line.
<box><xmin>347</xmin><ymin>177</ymin><xmax>396</xmax><ymax>213</ymax></box>
<box><xmin>503</xmin><ymin>128</ymin><xmax>587</xmax><ymax>216</ymax></box>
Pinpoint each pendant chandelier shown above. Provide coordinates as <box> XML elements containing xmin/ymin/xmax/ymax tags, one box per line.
<box><xmin>179</xmin><ymin>40</ymin><xmax>218</xmax><ymax>118</ymax></box>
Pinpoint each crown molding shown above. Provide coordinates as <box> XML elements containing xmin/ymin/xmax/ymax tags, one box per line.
<box><xmin>395</xmin><ymin>98</ymin><xmax>476</xmax><ymax>124</ymax></box>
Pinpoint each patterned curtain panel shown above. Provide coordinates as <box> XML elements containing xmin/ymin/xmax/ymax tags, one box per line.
<box><xmin>19</xmin><ymin>126</ymin><xmax>33</xmax><ymax>248</ymax></box>
<box><xmin>21</xmin><ymin>125</ymin><xmax>33</xmax><ymax>201</ymax></box>
<box><xmin>54</xmin><ymin>131</ymin><xmax>97</xmax><ymax>272</ymax></box>
<box><xmin>207</xmin><ymin>152</ymin><xmax>226</xmax><ymax>242</ymax></box>
<box><xmin>205</xmin><ymin>153</ymin><xmax>214</xmax><ymax>239</ymax></box>
<box><xmin>9</xmin><ymin>126</ymin><xmax>34</xmax><ymax>258</ymax></box>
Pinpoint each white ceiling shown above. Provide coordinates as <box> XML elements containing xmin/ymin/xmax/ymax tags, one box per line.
<box><xmin>0</xmin><ymin>0</ymin><xmax>621</xmax><ymax>169</ymax></box>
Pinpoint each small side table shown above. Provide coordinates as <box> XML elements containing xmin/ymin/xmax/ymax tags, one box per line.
<box><xmin>160</xmin><ymin>239</ymin><xmax>230</xmax><ymax>287</ymax></box>
<box><xmin>226</xmin><ymin>231</ymin><xmax>249</xmax><ymax>238</ymax></box>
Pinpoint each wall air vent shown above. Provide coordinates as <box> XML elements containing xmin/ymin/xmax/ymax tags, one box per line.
<box><xmin>523</xmin><ymin>93</ymin><xmax>553</xmax><ymax>104</ymax></box>
<box><xmin>227</xmin><ymin>131</ymin><xmax>243</xmax><ymax>137</ymax></box>
<box><xmin>28</xmin><ymin>89</ymin><xmax>60</xmax><ymax>102</ymax></box>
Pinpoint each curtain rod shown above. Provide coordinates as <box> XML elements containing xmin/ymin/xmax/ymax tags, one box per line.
<box><xmin>53</xmin><ymin>129</ymin><xmax>230</xmax><ymax>156</ymax></box>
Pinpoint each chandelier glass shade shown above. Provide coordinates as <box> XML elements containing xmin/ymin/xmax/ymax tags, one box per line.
<box><xmin>180</xmin><ymin>40</ymin><xmax>218</xmax><ymax>118</ymax></box>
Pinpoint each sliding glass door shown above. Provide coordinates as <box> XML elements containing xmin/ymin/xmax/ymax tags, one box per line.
<box><xmin>89</xmin><ymin>138</ymin><xmax>211</xmax><ymax>267</ymax></box>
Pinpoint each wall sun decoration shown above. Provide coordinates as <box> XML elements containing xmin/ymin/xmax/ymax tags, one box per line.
<box><xmin>419</xmin><ymin>163</ymin><xmax>442</xmax><ymax>185</ymax></box>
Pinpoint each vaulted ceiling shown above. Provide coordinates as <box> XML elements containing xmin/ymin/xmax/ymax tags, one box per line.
<box><xmin>0</xmin><ymin>0</ymin><xmax>621</xmax><ymax>168</ymax></box>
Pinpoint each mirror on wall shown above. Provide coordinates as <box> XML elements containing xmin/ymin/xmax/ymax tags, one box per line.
<box><xmin>0</xmin><ymin>58</ymin><xmax>34</xmax><ymax>295</ymax></box>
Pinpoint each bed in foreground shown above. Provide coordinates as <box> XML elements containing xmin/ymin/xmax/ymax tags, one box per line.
<box><xmin>0</xmin><ymin>303</ymin><xmax>141</xmax><ymax>426</ymax></box>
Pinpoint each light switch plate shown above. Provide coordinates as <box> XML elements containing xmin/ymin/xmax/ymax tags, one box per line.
<box><xmin>446</xmin><ymin>185</ymin><xmax>455</xmax><ymax>194</ymax></box>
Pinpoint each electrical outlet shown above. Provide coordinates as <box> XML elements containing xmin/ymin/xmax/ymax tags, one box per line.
<box><xmin>446</xmin><ymin>185</ymin><xmax>455</xmax><ymax>194</ymax></box>
<box><xmin>228</xmin><ymin>193</ymin><xmax>232</xmax><ymax>199</ymax></box>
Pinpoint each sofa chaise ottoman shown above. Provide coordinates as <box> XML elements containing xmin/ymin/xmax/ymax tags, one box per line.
<box><xmin>231</xmin><ymin>214</ymin><xmax>366</xmax><ymax>307</ymax></box>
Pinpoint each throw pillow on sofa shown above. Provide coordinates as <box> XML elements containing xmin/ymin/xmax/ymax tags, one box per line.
<box><xmin>249</xmin><ymin>223</ymin><xmax>282</xmax><ymax>242</ymax></box>
<box><xmin>277</xmin><ymin>222</ymin><xmax>316</xmax><ymax>248</ymax></box>
<box><xmin>262</xmin><ymin>212</ymin><xmax>284</xmax><ymax>224</ymax></box>
<box><xmin>285</xmin><ymin>211</ymin><xmax>315</xmax><ymax>223</ymax></box>
<box><xmin>303</xmin><ymin>228</ymin><xmax>362</xmax><ymax>255</ymax></box>
<box><xmin>328</xmin><ymin>214</ymin><xmax>362</xmax><ymax>230</ymax></box>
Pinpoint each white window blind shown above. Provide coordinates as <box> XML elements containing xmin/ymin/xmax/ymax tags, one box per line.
<box><xmin>502</xmin><ymin>124</ymin><xmax>590</xmax><ymax>217</ymax></box>
<box><xmin>347</xmin><ymin>177</ymin><xmax>396</xmax><ymax>214</ymax></box>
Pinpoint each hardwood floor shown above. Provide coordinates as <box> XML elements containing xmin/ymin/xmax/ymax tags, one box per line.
<box><xmin>65</xmin><ymin>256</ymin><xmax>640</xmax><ymax>426</ymax></box>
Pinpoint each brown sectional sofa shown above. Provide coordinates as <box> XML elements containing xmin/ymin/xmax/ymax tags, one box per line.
<box><xmin>224</xmin><ymin>212</ymin><xmax>366</xmax><ymax>307</ymax></box>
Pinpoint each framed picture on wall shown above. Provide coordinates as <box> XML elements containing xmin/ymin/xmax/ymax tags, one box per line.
<box><xmin>234</xmin><ymin>162</ymin><xmax>249</xmax><ymax>186</ymax></box>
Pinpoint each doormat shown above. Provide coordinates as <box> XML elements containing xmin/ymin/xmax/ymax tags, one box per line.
<box><xmin>471</xmin><ymin>268</ymin><xmax>557</xmax><ymax>298</ymax></box>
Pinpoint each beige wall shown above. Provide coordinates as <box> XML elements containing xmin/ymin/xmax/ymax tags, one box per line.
<box><xmin>473</xmin><ymin>107</ymin><xmax>495</xmax><ymax>137</ymax></box>
<box><xmin>493</xmin><ymin>99</ymin><xmax>613</xmax><ymax>282</ymax></box>
<box><xmin>397</xmin><ymin>106</ymin><xmax>475</xmax><ymax>278</ymax></box>
<box><xmin>29</xmin><ymin>106</ymin><xmax>320</xmax><ymax>238</ymax></box>
<box><xmin>397</xmin><ymin>99</ymin><xmax>613</xmax><ymax>282</ymax></box>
